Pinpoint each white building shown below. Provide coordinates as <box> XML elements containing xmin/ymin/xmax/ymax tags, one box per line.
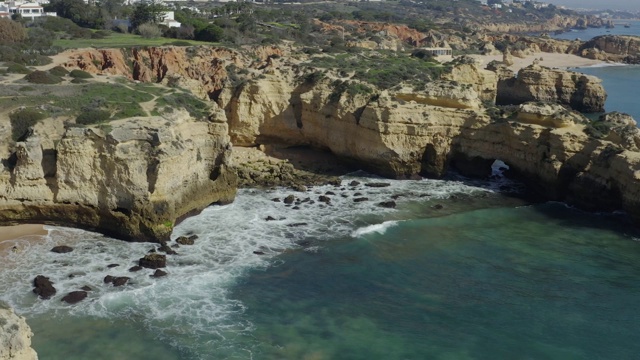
<box><xmin>5</xmin><ymin>2</ymin><xmax>56</xmax><ymax>19</ymax></box>
<box><xmin>161</xmin><ymin>11</ymin><xmax>181</xmax><ymax>28</ymax></box>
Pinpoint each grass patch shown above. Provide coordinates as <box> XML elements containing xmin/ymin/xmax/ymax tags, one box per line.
<box><xmin>6</xmin><ymin>62</ymin><xmax>32</xmax><ymax>74</ymax></box>
<box><xmin>48</xmin><ymin>66</ymin><xmax>69</xmax><ymax>77</ymax></box>
<box><xmin>53</xmin><ymin>33</ymin><xmax>214</xmax><ymax>49</ymax></box>
<box><xmin>155</xmin><ymin>92</ymin><xmax>210</xmax><ymax>120</ymax></box>
<box><xmin>69</xmin><ymin>69</ymin><xmax>93</xmax><ymax>79</ymax></box>
<box><xmin>308</xmin><ymin>51</ymin><xmax>449</xmax><ymax>90</ymax></box>
<box><xmin>76</xmin><ymin>109</ymin><xmax>111</xmax><ymax>125</ymax></box>
<box><xmin>10</xmin><ymin>108</ymin><xmax>47</xmax><ymax>141</ymax></box>
<box><xmin>24</xmin><ymin>71</ymin><xmax>63</xmax><ymax>84</ymax></box>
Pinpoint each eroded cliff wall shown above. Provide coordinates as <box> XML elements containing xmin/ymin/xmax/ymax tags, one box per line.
<box><xmin>0</xmin><ymin>111</ymin><xmax>236</xmax><ymax>242</ymax></box>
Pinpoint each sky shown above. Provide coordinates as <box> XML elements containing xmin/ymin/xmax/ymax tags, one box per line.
<box><xmin>546</xmin><ymin>0</ymin><xmax>639</xmax><ymax>11</ymax></box>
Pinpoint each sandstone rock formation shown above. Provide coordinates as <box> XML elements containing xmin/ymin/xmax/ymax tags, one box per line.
<box><xmin>0</xmin><ymin>110</ymin><xmax>236</xmax><ymax>242</ymax></box>
<box><xmin>0</xmin><ymin>303</ymin><xmax>38</xmax><ymax>360</ymax></box>
<box><xmin>579</xmin><ymin>35</ymin><xmax>640</xmax><ymax>64</ymax></box>
<box><xmin>496</xmin><ymin>64</ymin><xmax>606</xmax><ymax>112</ymax></box>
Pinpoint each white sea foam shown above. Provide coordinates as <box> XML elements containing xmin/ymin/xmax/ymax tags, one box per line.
<box><xmin>0</xmin><ymin>175</ymin><xmax>504</xmax><ymax>357</ymax></box>
<box><xmin>351</xmin><ymin>221</ymin><xmax>399</xmax><ymax>237</ymax></box>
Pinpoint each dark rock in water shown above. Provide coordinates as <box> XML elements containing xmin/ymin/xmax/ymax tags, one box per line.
<box><xmin>287</xmin><ymin>222</ymin><xmax>308</xmax><ymax>227</ymax></box>
<box><xmin>284</xmin><ymin>195</ymin><xmax>295</xmax><ymax>204</ymax></box>
<box><xmin>318</xmin><ymin>195</ymin><xmax>331</xmax><ymax>204</ymax></box>
<box><xmin>341</xmin><ymin>194</ymin><xmax>349</xmax><ymax>198</ymax></box>
<box><xmin>271</xmin><ymin>198</ymin><xmax>281</xmax><ymax>202</ymax></box>
<box><xmin>158</xmin><ymin>243</ymin><xmax>178</xmax><ymax>255</ymax></box>
<box><xmin>353</xmin><ymin>197</ymin><xmax>369</xmax><ymax>202</ymax></box>
<box><xmin>176</xmin><ymin>236</ymin><xmax>195</xmax><ymax>245</ymax></box>
<box><xmin>292</xmin><ymin>206</ymin><xmax>300</xmax><ymax>210</ymax></box>
<box><xmin>325</xmin><ymin>191</ymin><xmax>336</xmax><ymax>196</ymax></box>
<box><xmin>51</xmin><ymin>245</ymin><xmax>73</xmax><ymax>254</ymax></box>
<box><xmin>81</xmin><ymin>285</ymin><xmax>92</xmax><ymax>291</ymax></box>
<box><xmin>419</xmin><ymin>194</ymin><xmax>431</xmax><ymax>198</ymax></box>
<box><xmin>107</xmin><ymin>264</ymin><xmax>119</xmax><ymax>268</ymax></box>
<box><xmin>253</xmin><ymin>251</ymin><xmax>265</xmax><ymax>255</ymax></box>
<box><xmin>139</xmin><ymin>254</ymin><xmax>166</xmax><ymax>269</ymax></box>
<box><xmin>33</xmin><ymin>275</ymin><xmax>56</xmax><ymax>299</ymax></box>
<box><xmin>61</xmin><ymin>291</ymin><xmax>87</xmax><ymax>304</ymax></box>
<box><xmin>432</xmin><ymin>204</ymin><xmax>444</xmax><ymax>210</ymax></box>
<box><xmin>151</xmin><ymin>269</ymin><xmax>168</xmax><ymax>278</ymax></box>
<box><xmin>292</xmin><ymin>184</ymin><xmax>307</xmax><ymax>192</ymax></box>
<box><xmin>301</xmin><ymin>197</ymin><xmax>311</xmax><ymax>203</ymax></box>
<box><xmin>188</xmin><ymin>235</ymin><xmax>198</xmax><ymax>241</ymax></box>
<box><xmin>104</xmin><ymin>276</ymin><xmax>131</xmax><ymax>286</ymax></box>
<box><xmin>377</xmin><ymin>201</ymin><xmax>397</xmax><ymax>208</ymax></box>
<box><xmin>354</xmin><ymin>192</ymin><xmax>363</xmax><ymax>196</ymax></box>
<box><xmin>265</xmin><ymin>216</ymin><xmax>276</xmax><ymax>221</ymax></box>
<box><xmin>112</xmin><ymin>277</ymin><xmax>130</xmax><ymax>287</ymax></box>
<box><xmin>391</xmin><ymin>194</ymin><xmax>404</xmax><ymax>200</ymax></box>
<box><xmin>128</xmin><ymin>266</ymin><xmax>143</xmax><ymax>272</ymax></box>
<box><xmin>349</xmin><ymin>181</ymin><xmax>361</xmax><ymax>186</ymax></box>
<box><xmin>365</xmin><ymin>182</ymin><xmax>391</xmax><ymax>188</ymax></box>
<box><xmin>148</xmin><ymin>248</ymin><xmax>156</xmax><ymax>253</ymax></box>
<box><xmin>308</xmin><ymin>200</ymin><xmax>315</xmax><ymax>205</ymax></box>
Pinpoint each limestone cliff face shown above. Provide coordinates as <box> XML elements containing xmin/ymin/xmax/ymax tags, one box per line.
<box><xmin>219</xmin><ymin>57</ymin><xmax>640</xmax><ymax>223</ymax></box>
<box><xmin>0</xmin><ymin>111</ymin><xmax>236</xmax><ymax>242</ymax></box>
<box><xmin>0</xmin><ymin>304</ymin><xmax>37</xmax><ymax>360</ymax></box>
<box><xmin>496</xmin><ymin>64</ymin><xmax>606</xmax><ymax>112</ymax></box>
<box><xmin>579</xmin><ymin>35</ymin><xmax>640</xmax><ymax>64</ymax></box>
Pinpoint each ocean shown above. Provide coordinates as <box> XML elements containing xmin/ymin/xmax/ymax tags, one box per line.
<box><xmin>555</xmin><ymin>19</ymin><xmax>640</xmax><ymax>121</ymax></box>
<box><xmin>2</xmin><ymin>170</ymin><xmax>640</xmax><ymax>359</ymax></box>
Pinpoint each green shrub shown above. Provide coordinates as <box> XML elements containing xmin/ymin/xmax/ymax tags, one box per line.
<box><xmin>71</xmin><ymin>78</ymin><xmax>87</xmax><ymax>84</ymax></box>
<box><xmin>48</xmin><ymin>65</ymin><xmax>69</xmax><ymax>77</ymax></box>
<box><xmin>9</xmin><ymin>108</ymin><xmax>46</xmax><ymax>141</ymax></box>
<box><xmin>69</xmin><ymin>69</ymin><xmax>93</xmax><ymax>79</ymax></box>
<box><xmin>165</xmin><ymin>40</ymin><xmax>192</xmax><ymax>46</ymax></box>
<box><xmin>76</xmin><ymin>109</ymin><xmax>111</xmax><ymax>125</ymax></box>
<box><xmin>137</xmin><ymin>23</ymin><xmax>162</xmax><ymax>39</ymax></box>
<box><xmin>24</xmin><ymin>70</ymin><xmax>62</xmax><ymax>84</ymax></box>
<box><xmin>6</xmin><ymin>62</ymin><xmax>31</xmax><ymax>74</ymax></box>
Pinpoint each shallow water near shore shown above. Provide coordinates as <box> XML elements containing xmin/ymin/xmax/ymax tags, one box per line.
<box><xmin>1</xmin><ymin>175</ymin><xmax>640</xmax><ymax>359</ymax></box>
<box><xmin>575</xmin><ymin>64</ymin><xmax>640</xmax><ymax>121</ymax></box>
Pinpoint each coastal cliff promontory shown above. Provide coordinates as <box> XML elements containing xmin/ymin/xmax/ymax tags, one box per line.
<box><xmin>0</xmin><ymin>303</ymin><xmax>37</xmax><ymax>360</ymax></box>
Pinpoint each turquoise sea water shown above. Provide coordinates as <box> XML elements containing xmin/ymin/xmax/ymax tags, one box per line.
<box><xmin>552</xmin><ymin>20</ymin><xmax>640</xmax><ymax>41</ymax></box>
<box><xmin>2</xmin><ymin>173</ymin><xmax>640</xmax><ymax>359</ymax></box>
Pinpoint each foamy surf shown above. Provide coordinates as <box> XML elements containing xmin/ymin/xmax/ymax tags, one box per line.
<box><xmin>0</xmin><ymin>175</ymin><xmax>508</xmax><ymax>359</ymax></box>
<box><xmin>352</xmin><ymin>221</ymin><xmax>399</xmax><ymax>237</ymax></box>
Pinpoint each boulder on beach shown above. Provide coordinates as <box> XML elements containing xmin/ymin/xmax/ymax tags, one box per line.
<box><xmin>32</xmin><ymin>275</ymin><xmax>56</xmax><ymax>299</ymax></box>
<box><xmin>139</xmin><ymin>254</ymin><xmax>167</xmax><ymax>269</ymax></box>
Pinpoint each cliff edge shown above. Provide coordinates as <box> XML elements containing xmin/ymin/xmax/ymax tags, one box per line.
<box><xmin>0</xmin><ymin>303</ymin><xmax>37</xmax><ymax>360</ymax></box>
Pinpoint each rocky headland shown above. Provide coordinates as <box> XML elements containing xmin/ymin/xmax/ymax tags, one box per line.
<box><xmin>1</xmin><ymin>44</ymin><xmax>639</xmax><ymax>243</ymax></box>
<box><xmin>0</xmin><ymin>302</ymin><xmax>37</xmax><ymax>360</ymax></box>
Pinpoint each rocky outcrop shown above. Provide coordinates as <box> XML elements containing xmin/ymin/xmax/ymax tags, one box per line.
<box><xmin>0</xmin><ymin>110</ymin><xmax>236</xmax><ymax>242</ymax></box>
<box><xmin>0</xmin><ymin>303</ymin><xmax>38</xmax><ymax>360</ymax></box>
<box><xmin>579</xmin><ymin>35</ymin><xmax>640</xmax><ymax>64</ymax></box>
<box><xmin>496</xmin><ymin>64</ymin><xmax>606</xmax><ymax>112</ymax></box>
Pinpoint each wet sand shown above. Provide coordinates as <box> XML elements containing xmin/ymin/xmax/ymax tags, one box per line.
<box><xmin>0</xmin><ymin>224</ymin><xmax>48</xmax><ymax>253</ymax></box>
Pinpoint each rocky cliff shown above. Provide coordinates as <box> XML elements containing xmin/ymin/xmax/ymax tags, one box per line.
<box><xmin>0</xmin><ymin>44</ymin><xmax>630</xmax><ymax>238</ymax></box>
<box><xmin>496</xmin><ymin>64</ymin><xmax>606</xmax><ymax>112</ymax></box>
<box><xmin>0</xmin><ymin>303</ymin><xmax>37</xmax><ymax>360</ymax></box>
<box><xmin>0</xmin><ymin>110</ymin><xmax>236</xmax><ymax>242</ymax></box>
<box><xmin>579</xmin><ymin>35</ymin><xmax>640</xmax><ymax>64</ymax></box>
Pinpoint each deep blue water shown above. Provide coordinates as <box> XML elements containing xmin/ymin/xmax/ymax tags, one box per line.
<box><xmin>576</xmin><ymin>65</ymin><xmax>640</xmax><ymax>121</ymax></box>
<box><xmin>552</xmin><ymin>20</ymin><xmax>640</xmax><ymax>41</ymax></box>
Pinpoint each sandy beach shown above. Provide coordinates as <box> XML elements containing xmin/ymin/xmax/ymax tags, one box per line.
<box><xmin>471</xmin><ymin>52</ymin><xmax>609</xmax><ymax>72</ymax></box>
<box><xmin>0</xmin><ymin>224</ymin><xmax>48</xmax><ymax>254</ymax></box>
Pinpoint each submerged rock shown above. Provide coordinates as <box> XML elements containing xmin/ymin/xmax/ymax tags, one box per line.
<box><xmin>139</xmin><ymin>254</ymin><xmax>167</xmax><ymax>269</ymax></box>
<box><xmin>61</xmin><ymin>291</ymin><xmax>87</xmax><ymax>304</ymax></box>
<box><xmin>151</xmin><ymin>269</ymin><xmax>168</xmax><ymax>278</ymax></box>
<box><xmin>176</xmin><ymin>236</ymin><xmax>195</xmax><ymax>245</ymax></box>
<box><xmin>51</xmin><ymin>246</ymin><xmax>73</xmax><ymax>254</ymax></box>
<box><xmin>377</xmin><ymin>201</ymin><xmax>397</xmax><ymax>208</ymax></box>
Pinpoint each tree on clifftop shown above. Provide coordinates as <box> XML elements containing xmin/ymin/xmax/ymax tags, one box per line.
<box><xmin>130</xmin><ymin>2</ymin><xmax>166</xmax><ymax>30</ymax></box>
<box><xmin>0</xmin><ymin>18</ymin><xmax>27</xmax><ymax>44</ymax></box>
